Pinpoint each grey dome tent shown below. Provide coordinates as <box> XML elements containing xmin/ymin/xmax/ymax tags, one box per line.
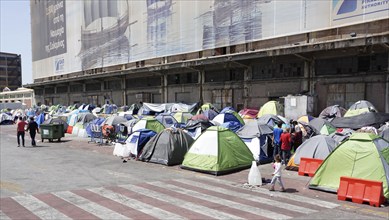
<box><xmin>331</xmin><ymin>112</ymin><xmax>389</xmax><ymax>129</ymax></box>
<box><xmin>319</xmin><ymin>105</ymin><xmax>346</xmax><ymax>121</ymax></box>
<box><xmin>293</xmin><ymin>135</ymin><xmax>337</xmax><ymax>165</ymax></box>
<box><xmin>236</xmin><ymin>119</ymin><xmax>273</xmax><ymax>164</ymax></box>
<box><xmin>378</xmin><ymin>123</ymin><xmax>389</xmax><ymax>142</ymax></box>
<box><xmin>139</xmin><ymin>128</ymin><xmax>194</xmax><ymax>166</ymax></box>
<box><xmin>344</xmin><ymin>100</ymin><xmax>377</xmax><ymax>117</ymax></box>
<box><xmin>309</xmin><ymin>118</ymin><xmax>336</xmax><ymax>135</ymax></box>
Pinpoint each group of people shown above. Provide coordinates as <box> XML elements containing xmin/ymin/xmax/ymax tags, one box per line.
<box><xmin>272</xmin><ymin>121</ymin><xmax>303</xmax><ymax>165</ymax></box>
<box><xmin>16</xmin><ymin>117</ymin><xmax>40</xmax><ymax>147</ymax></box>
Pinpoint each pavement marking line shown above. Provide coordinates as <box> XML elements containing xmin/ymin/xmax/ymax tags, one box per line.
<box><xmin>87</xmin><ymin>187</ymin><xmax>184</xmax><ymax>220</ymax></box>
<box><xmin>342</xmin><ymin>204</ymin><xmax>389</xmax><ymax>218</ymax></box>
<box><xmin>0</xmin><ymin>181</ymin><xmax>22</xmax><ymax>193</ymax></box>
<box><xmin>52</xmin><ymin>191</ymin><xmax>129</xmax><ymax>220</ymax></box>
<box><xmin>198</xmin><ymin>175</ymin><xmax>340</xmax><ymax>209</ymax></box>
<box><xmin>0</xmin><ymin>210</ymin><xmax>11</xmax><ymax>220</ymax></box>
<box><xmin>119</xmin><ymin>184</ymin><xmax>244</xmax><ymax>220</ymax></box>
<box><xmin>175</xmin><ymin>179</ymin><xmax>317</xmax><ymax>214</ymax></box>
<box><xmin>107</xmin><ymin>171</ymin><xmax>136</xmax><ymax>179</ymax></box>
<box><xmin>148</xmin><ymin>181</ymin><xmax>292</xmax><ymax>220</ymax></box>
<box><xmin>12</xmin><ymin>194</ymin><xmax>71</xmax><ymax>220</ymax></box>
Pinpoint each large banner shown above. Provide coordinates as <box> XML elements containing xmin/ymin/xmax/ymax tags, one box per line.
<box><xmin>31</xmin><ymin>0</ymin><xmax>67</xmax><ymax>61</ymax></box>
<box><xmin>31</xmin><ymin>0</ymin><xmax>389</xmax><ymax>80</ymax></box>
<box><xmin>331</xmin><ymin>0</ymin><xmax>389</xmax><ymax>24</ymax></box>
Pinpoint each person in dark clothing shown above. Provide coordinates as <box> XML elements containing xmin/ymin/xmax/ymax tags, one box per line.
<box><xmin>26</xmin><ymin>117</ymin><xmax>40</xmax><ymax>146</ymax></box>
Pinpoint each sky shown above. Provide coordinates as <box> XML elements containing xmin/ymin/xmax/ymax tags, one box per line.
<box><xmin>0</xmin><ymin>0</ymin><xmax>32</xmax><ymax>85</ymax></box>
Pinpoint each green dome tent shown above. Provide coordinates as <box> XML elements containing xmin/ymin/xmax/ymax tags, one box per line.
<box><xmin>132</xmin><ymin>118</ymin><xmax>165</xmax><ymax>134</ymax></box>
<box><xmin>344</xmin><ymin>100</ymin><xmax>377</xmax><ymax>117</ymax></box>
<box><xmin>257</xmin><ymin>101</ymin><xmax>284</xmax><ymax>117</ymax></box>
<box><xmin>181</xmin><ymin>126</ymin><xmax>254</xmax><ymax>175</ymax></box>
<box><xmin>309</xmin><ymin>118</ymin><xmax>336</xmax><ymax>135</ymax></box>
<box><xmin>309</xmin><ymin>133</ymin><xmax>389</xmax><ymax>199</ymax></box>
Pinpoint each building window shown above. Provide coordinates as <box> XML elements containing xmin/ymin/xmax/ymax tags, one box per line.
<box><xmin>126</xmin><ymin>76</ymin><xmax>161</xmax><ymax>88</ymax></box>
<box><xmin>252</xmin><ymin>63</ymin><xmax>273</xmax><ymax>79</ymax></box>
<box><xmin>205</xmin><ymin>68</ymin><xmax>244</xmax><ymax>83</ymax></box>
<box><xmin>57</xmin><ymin>86</ymin><xmax>68</xmax><ymax>93</ymax></box>
<box><xmin>35</xmin><ymin>89</ymin><xmax>43</xmax><ymax>95</ymax></box>
<box><xmin>167</xmin><ymin>72</ymin><xmax>198</xmax><ymax>85</ymax></box>
<box><xmin>104</xmin><ymin>80</ymin><xmax>121</xmax><ymax>90</ymax></box>
<box><xmin>70</xmin><ymin>84</ymin><xmax>83</xmax><ymax>93</ymax></box>
<box><xmin>86</xmin><ymin>83</ymin><xmax>101</xmax><ymax>91</ymax></box>
<box><xmin>44</xmin><ymin>88</ymin><xmax>55</xmax><ymax>94</ymax></box>
<box><xmin>358</xmin><ymin>56</ymin><xmax>370</xmax><ymax>72</ymax></box>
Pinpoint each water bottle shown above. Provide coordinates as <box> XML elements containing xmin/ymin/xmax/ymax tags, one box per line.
<box><xmin>248</xmin><ymin>161</ymin><xmax>262</xmax><ymax>186</ymax></box>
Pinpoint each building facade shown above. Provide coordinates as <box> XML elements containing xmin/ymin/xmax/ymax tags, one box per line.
<box><xmin>0</xmin><ymin>87</ymin><xmax>35</xmax><ymax>109</ymax></box>
<box><xmin>26</xmin><ymin>0</ymin><xmax>389</xmax><ymax>114</ymax></box>
<box><xmin>0</xmin><ymin>52</ymin><xmax>22</xmax><ymax>91</ymax></box>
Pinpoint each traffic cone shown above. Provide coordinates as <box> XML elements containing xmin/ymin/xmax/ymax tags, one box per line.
<box><xmin>248</xmin><ymin>161</ymin><xmax>262</xmax><ymax>186</ymax></box>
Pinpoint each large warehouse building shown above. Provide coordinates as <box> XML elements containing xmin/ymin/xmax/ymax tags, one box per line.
<box><xmin>26</xmin><ymin>0</ymin><xmax>389</xmax><ymax>114</ymax></box>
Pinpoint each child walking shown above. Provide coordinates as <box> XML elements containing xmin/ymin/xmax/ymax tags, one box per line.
<box><xmin>270</xmin><ymin>154</ymin><xmax>286</xmax><ymax>192</ymax></box>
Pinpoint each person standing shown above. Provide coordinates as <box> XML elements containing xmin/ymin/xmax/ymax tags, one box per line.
<box><xmin>16</xmin><ymin>117</ymin><xmax>27</xmax><ymax>147</ymax></box>
<box><xmin>292</xmin><ymin>121</ymin><xmax>303</xmax><ymax>153</ymax></box>
<box><xmin>269</xmin><ymin>154</ymin><xmax>286</xmax><ymax>192</ymax></box>
<box><xmin>272</xmin><ymin>122</ymin><xmax>283</xmax><ymax>159</ymax></box>
<box><xmin>280</xmin><ymin>127</ymin><xmax>292</xmax><ymax>165</ymax></box>
<box><xmin>26</xmin><ymin>117</ymin><xmax>40</xmax><ymax>146</ymax></box>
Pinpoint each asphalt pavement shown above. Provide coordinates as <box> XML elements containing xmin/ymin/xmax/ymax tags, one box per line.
<box><xmin>1</xmin><ymin>124</ymin><xmax>388</xmax><ymax>219</ymax></box>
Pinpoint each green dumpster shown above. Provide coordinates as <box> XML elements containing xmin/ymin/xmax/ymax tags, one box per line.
<box><xmin>40</xmin><ymin>124</ymin><xmax>64</xmax><ymax>142</ymax></box>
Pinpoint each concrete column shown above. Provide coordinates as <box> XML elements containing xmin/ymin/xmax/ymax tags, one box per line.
<box><xmin>386</xmin><ymin>55</ymin><xmax>389</xmax><ymax>113</ymax></box>
<box><xmin>243</xmin><ymin>67</ymin><xmax>251</xmax><ymax>108</ymax></box>
<box><xmin>82</xmin><ymin>82</ymin><xmax>86</xmax><ymax>103</ymax></box>
<box><xmin>100</xmin><ymin>81</ymin><xmax>105</xmax><ymax>106</ymax></box>
<box><xmin>199</xmin><ymin>70</ymin><xmax>205</xmax><ymax>105</ymax></box>
<box><xmin>310</xmin><ymin>59</ymin><xmax>316</xmax><ymax>95</ymax></box>
<box><xmin>162</xmin><ymin>74</ymin><xmax>168</xmax><ymax>103</ymax></box>
<box><xmin>302</xmin><ymin>60</ymin><xmax>310</xmax><ymax>93</ymax></box>
<box><xmin>122</xmin><ymin>77</ymin><xmax>126</xmax><ymax>106</ymax></box>
<box><xmin>67</xmin><ymin>84</ymin><xmax>70</xmax><ymax>106</ymax></box>
<box><xmin>41</xmin><ymin>86</ymin><xmax>46</xmax><ymax>105</ymax></box>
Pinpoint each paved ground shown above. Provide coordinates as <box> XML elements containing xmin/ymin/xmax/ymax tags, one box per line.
<box><xmin>1</xmin><ymin>124</ymin><xmax>388</xmax><ymax>219</ymax></box>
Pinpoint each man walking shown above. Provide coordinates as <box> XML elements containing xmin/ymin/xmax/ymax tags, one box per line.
<box><xmin>26</xmin><ymin>117</ymin><xmax>40</xmax><ymax>146</ymax></box>
<box><xmin>272</xmin><ymin>122</ymin><xmax>283</xmax><ymax>159</ymax></box>
<box><xmin>16</xmin><ymin>117</ymin><xmax>27</xmax><ymax>147</ymax></box>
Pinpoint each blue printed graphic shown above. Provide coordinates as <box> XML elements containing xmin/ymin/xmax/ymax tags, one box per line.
<box><xmin>337</xmin><ymin>0</ymin><xmax>358</xmax><ymax>14</ymax></box>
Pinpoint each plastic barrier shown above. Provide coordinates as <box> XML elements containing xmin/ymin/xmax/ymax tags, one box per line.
<box><xmin>298</xmin><ymin>157</ymin><xmax>323</xmax><ymax>177</ymax></box>
<box><xmin>337</xmin><ymin>176</ymin><xmax>385</xmax><ymax>207</ymax></box>
<box><xmin>66</xmin><ymin>125</ymin><xmax>73</xmax><ymax>134</ymax></box>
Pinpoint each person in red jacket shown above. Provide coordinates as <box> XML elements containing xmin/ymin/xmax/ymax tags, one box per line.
<box><xmin>16</xmin><ymin>117</ymin><xmax>27</xmax><ymax>147</ymax></box>
<box><xmin>280</xmin><ymin>127</ymin><xmax>292</xmax><ymax>165</ymax></box>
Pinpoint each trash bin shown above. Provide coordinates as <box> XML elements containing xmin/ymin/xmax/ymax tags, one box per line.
<box><xmin>40</xmin><ymin>124</ymin><xmax>64</xmax><ymax>142</ymax></box>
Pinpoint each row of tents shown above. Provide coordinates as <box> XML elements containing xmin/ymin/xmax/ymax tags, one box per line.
<box><xmin>2</xmin><ymin>100</ymin><xmax>388</xmax><ymax>200</ymax></box>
